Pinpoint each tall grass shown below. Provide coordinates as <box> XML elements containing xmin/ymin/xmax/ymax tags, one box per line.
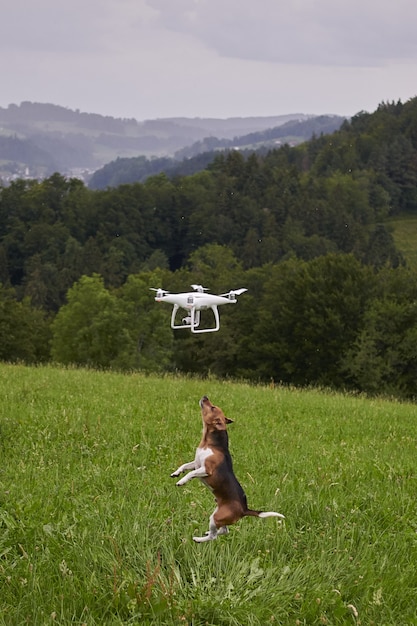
<box><xmin>1</xmin><ymin>364</ymin><xmax>417</xmax><ymax>624</ymax></box>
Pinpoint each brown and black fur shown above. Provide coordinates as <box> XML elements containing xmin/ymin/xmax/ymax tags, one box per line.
<box><xmin>171</xmin><ymin>395</ymin><xmax>284</xmax><ymax>542</ymax></box>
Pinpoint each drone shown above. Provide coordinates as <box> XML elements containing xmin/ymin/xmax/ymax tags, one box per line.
<box><xmin>151</xmin><ymin>284</ymin><xmax>247</xmax><ymax>333</ymax></box>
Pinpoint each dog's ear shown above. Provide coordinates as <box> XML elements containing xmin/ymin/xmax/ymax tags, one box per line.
<box><xmin>226</xmin><ymin>418</ymin><xmax>233</xmax><ymax>424</ymax></box>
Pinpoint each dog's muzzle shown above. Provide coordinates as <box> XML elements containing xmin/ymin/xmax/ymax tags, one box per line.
<box><xmin>199</xmin><ymin>395</ymin><xmax>209</xmax><ymax>408</ymax></box>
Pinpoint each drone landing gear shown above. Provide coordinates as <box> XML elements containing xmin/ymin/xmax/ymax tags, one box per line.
<box><xmin>170</xmin><ymin>304</ymin><xmax>220</xmax><ymax>333</ymax></box>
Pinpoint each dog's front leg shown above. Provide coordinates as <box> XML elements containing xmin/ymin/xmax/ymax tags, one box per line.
<box><xmin>175</xmin><ymin>466</ymin><xmax>208</xmax><ymax>486</ymax></box>
<box><xmin>170</xmin><ymin>461</ymin><xmax>196</xmax><ymax>478</ymax></box>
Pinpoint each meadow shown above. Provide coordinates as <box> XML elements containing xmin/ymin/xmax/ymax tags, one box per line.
<box><xmin>389</xmin><ymin>214</ymin><xmax>417</xmax><ymax>271</ymax></box>
<box><xmin>1</xmin><ymin>364</ymin><xmax>417</xmax><ymax>625</ymax></box>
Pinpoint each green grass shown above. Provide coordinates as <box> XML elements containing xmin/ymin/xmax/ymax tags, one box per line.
<box><xmin>389</xmin><ymin>214</ymin><xmax>417</xmax><ymax>271</ymax></box>
<box><xmin>1</xmin><ymin>364</ymin><xmax>417</xmax><ymax>625</ymax></box>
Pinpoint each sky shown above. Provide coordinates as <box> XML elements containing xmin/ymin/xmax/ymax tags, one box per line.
<box><xmin>2</xmin><ymin>0</ymin><xmax>417</xmax><ymax>121</ymax></box>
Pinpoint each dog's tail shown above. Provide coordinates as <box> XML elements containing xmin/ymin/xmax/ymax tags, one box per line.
<box><xmin>244</xmin><ymin>509</ymin><xmax>285</xmax><ymax>520</ymax></box>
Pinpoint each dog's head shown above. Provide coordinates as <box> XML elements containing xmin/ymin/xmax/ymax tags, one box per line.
<box><xmin>199</xmin><ymin>396</ymin><xmax>233</xmax><ymax>431</ymax></box>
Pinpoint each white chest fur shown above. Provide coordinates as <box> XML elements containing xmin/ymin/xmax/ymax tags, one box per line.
<box><xmin>194</xmin><ymin>446</ymin><xmax>213</xmax><ymax>470</ymax></box>
<box><xmin>172</xmin><ymin>446</ymin><xmax>214</xmax><ymax>487</ymax></box>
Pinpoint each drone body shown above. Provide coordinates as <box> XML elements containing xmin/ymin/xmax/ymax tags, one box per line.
<box><xmin>151</xmin><ymin>284</ymin><xmax>247</xmax><ymax>333</ymax></box>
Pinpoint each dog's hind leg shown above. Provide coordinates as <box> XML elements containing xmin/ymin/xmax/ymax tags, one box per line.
<box><xmin>193</xmin><ymin>511</ymin><xmax>221</xmax><ymax>543</ymax></box>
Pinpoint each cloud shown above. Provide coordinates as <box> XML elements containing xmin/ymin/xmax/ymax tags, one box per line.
<box><xmin>1</xmin><ymin>0</ymin><xmax>416</xmax><ymax>120</ymax></box>
<box><xmin>0</xmin><ymin>0</ymin><xmax>156</xmax><ymax>54</ymax></box>
<box><xmin>145</xmin><ymin>0</ymin><xmax>417</xmax><ymax>67</ymax></box>
<box><xmin>0</xmin><ymin>0</ymin><xmax>111</xmax><ymax>53</ymax></box>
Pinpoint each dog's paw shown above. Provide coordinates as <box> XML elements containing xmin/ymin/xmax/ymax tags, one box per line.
<box><xmin>170</xmin><ymin>471</ymin><xmax>180</xmax><ymax>478</ymax></box>
<box><xmin>193</xmin><ymin>534</ymin><xmax>216</xmax><ymax>543</ymax></box>
<box><xmin>175</xmin><ymin>477</ymin><xmax>187</xmax><ymax>486</ymax></box>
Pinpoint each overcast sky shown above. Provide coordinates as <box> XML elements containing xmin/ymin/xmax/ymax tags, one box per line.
<box><xmin>2</xmin><ymin>0</ymin><xmax>417</xmax><ymax>121</ymax></box>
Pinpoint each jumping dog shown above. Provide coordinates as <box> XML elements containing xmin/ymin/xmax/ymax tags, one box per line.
<box><xmin>171</xmin><ymin>395</ymin><xmax>284</xmax><ymax>542</ymax></box>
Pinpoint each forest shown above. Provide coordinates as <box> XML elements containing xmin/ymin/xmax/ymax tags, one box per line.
<box><xmin>1</xmin><ymin>98</ymin><xmax>417</xmax><ymax>397</ymax></box>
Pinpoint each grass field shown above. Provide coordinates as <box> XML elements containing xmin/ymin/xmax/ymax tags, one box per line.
<box><xmin>389</xmin><ymin>214</ymin><xmax>417</xmax><ymax>271</ymax></box>
<box><xmin>1</xmin><ymin>364</ymin><xmax>417</xmax><ymax>625</ymax></box>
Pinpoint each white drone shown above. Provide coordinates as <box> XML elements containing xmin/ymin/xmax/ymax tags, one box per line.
<box><xmin>151</xmin><ymin>284</ymin><xmax>247</xmax><ymax>333</ymax></box>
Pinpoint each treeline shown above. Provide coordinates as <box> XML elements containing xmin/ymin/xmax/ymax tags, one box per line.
<box><xmin>88</xmin><ymin>154</ymin><xmax>214</xmax><ymax>189</ymax></box>
<box><xmin>90</xmin><ymin>115</ymin><xmax>345</xmax><ymax>188</ymax></box>
<box><xmin>2</xmin><ymin>250</ymin><xmax>417</xmax><ymax>397</ymax></box>
<box><xmin>1</xmin><ymin>98</ymin><xmax>417</xmax><ymax>397</ymax></box>
<box><xmin>171</xmin><ymin>115</ymin><xmax>345</xmax><ymax>160</ymax></box>
<box><xmin>0</xmin><ymin>101</ymin><xmax>137</xmax><ymax>131</ymax></box>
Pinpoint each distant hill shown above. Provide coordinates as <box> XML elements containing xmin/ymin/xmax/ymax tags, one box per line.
<box><xmin>89</xmin><ymin>114</ymin><xmax>345</xmax><ymax>189</ymax></box>
<box><xmin>0</xmin><ymin>101</ymin><xmax>344</xmax><ymax>183</ymax></box>
<box><xmin>174</xmin><ymin>115</ymin><xmax>344</xmax><ymax>159</ymax></box>
<box><xmin>88</xmin><ymin>151</ymin><xmax>222</xmax><ymax>189</ymax></box>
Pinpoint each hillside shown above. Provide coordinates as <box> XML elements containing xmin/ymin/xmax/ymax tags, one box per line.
<box><xmin>1</xmin><ymin>97</ymin><xmax>416</xmax><ymax>293</ymax></box>
<box><xmin>2</xmin><ymin>97</ymin><xmax>417</xmax><ymax>397</ymax></box>
<box><xmin>0</xmin><ymin>101</ymin><xmax>343</xmax><ymax>182</ymax></box>
<box><xmin>89</xmin><ymin>114</ymin><xmax>344</xmax><ymax>189</ymax></box>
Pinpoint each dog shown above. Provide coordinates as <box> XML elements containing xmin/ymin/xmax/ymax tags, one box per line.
<box><xmin>171</xmin><ymin>395</ymin><xmax>284</xmax><ymax>542</ymax></box>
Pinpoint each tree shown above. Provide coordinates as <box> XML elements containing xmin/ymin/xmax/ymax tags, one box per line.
<box><xmin>240</xmin><ymin>255</ymin><xmax>375</xmax><ymax>386</ymax></box>
<box><xmin>185</xmin><ymin>244</ymin><xmax>243</xmax><ymax>292</ymax></box>
<box><xmin>51</xmin><ymin>271</ymin><xmax>173</xmax><ymax>372</ymax></box>
<box><xmin>51</xmin><ymin>274</ymin><xmax>129</xmax><ymax>368</ymax></box>
<box><xmin>170</xmin><ymin>244</ymin><xmax>246</xmax><ymax>375</ymax></box>
<box><xmin>364</xmin><ymin>224</ymin><xmax>404</xmax><ymax>269</ymax></box>
<box><xmin>140</xmin><ymin>249</ymin><xmax>169</xmax><ymax>271</ymax></box>
<box><xmin>0</xmin><ymin>283</ymin><xmax>51</xmax><ymax>363</ymax></box>
<box><xmin>343</xmin><ymin>298</ymin><xmax>417</xmax><ymax>397</ymax></box>
<box><xmin>343</xmin><ymin>266</ymin><xmax>417</xmax><ymax>397</ymax></box>
<box><xmin>115</xmin><ymin>270</ymin><xmax>173</xmax><ymax>372</ymax></box>
<box><xmin>0</xmin><ymin>245</ymin><xmax>10</xmax><ymax>285</ymax></box>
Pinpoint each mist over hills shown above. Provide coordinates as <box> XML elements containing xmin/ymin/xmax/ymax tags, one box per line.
<box><xmin>0</xmin><ymin>102</ymin><xmax>345</xmax><ymax>184</ymax></box>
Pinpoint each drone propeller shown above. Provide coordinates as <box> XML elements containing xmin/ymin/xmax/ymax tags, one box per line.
<box><xmin>150</xmin><ymin>287</ymin><xmax>170</xmax><ymax>296</ymax></box>
<box><xmin>191</xmin><ymin>284</ymin><xmax>209</xmax><ymax>292</ymax></box>
<box><xmin>220</xmin><ymin>288</ymin><xmax>248</xmax><ymax>297</ymax></box>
